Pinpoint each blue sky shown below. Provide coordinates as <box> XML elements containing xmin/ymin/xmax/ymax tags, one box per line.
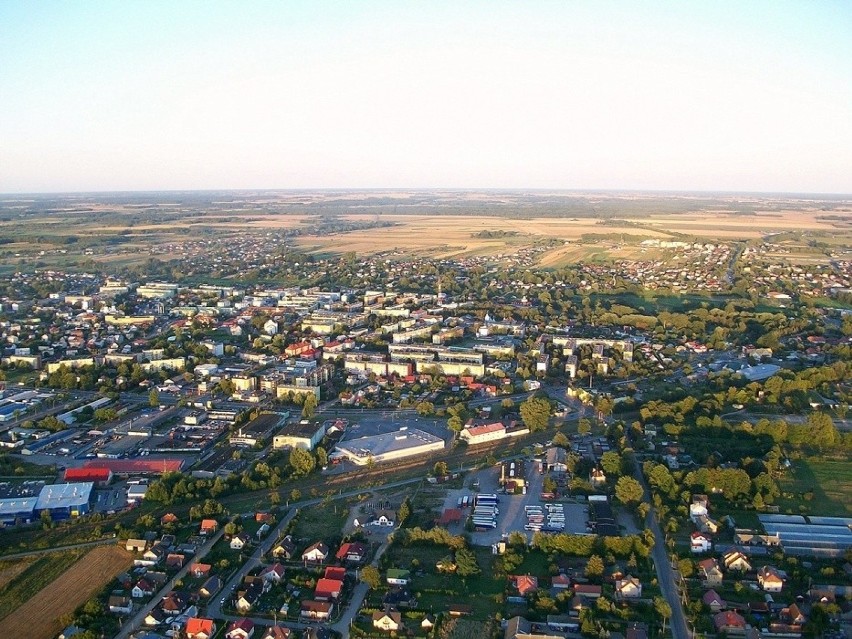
<box><xmin>1</xmin><ymin>1</ymin><xmax>850</xmax><ymax>193</ymax></box>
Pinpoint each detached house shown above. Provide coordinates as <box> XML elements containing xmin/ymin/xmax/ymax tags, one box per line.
<box><xmin>271</xmin><ymin>536</ymin><xmax>297</xmax><ymax>560</ymax></box>
<box><xmin>230</xmin><ymin>533</ymin><xmax>251</xmax><ymax>550</ymax></box>
<box><xmin>690</xmin><ymin>532</ymin><xmax>712</xmax><ymax>554</ymax></box>
<box><xmin>373</xmin><ymin>610</ymin><xmax>404</xmax><ymax>632</ymax></box>
<box><xmin>315</xmin><ymin>578</ymin><xmax>344</xmax><ymax>601</ymax></box>
<box><xmin>200</xmin><ymin>519</ymin><xmax>218</xmax><ymax>535</ymax></box>
<box><xmin>386</xmin><ymin>568</ymin><xmax>410</xmax><ymax>585</ymax></box>
<box><xmin>185</xmin><ymin>618</ymin><xmax>217</xmax><ymax>639</ymax></box>
<box><xmin>714</xmin><ymin>611</ymin><xmax>747</xmax><ymax>634</ymax></box>
<box><xmin>336</xmin><ymin>541</ymin><xmax>367</xmax><ymax>564</ymax></box>
<box><xmin>302</xmin><ymin>541</ymin><xmax>329</xmax><ymax>563</ymax></box>
<box><xmin>698</xmin><ymin>558</ymin><xmax>724</xmax><ymax>587</ymax></box>
<box><xmin>514</xmin><ymin>574</ymin><xmax>538</xmax><ymax>596</ymax></box>
<box><xmin>301</xmin><ymin>600</ymin><xmax>333</xmax><ymax>621</ymax></box>
<box><xmin>132</xmin><ymin>578</ymin><xmax>155</xmax><ymax>598</ymax></box>
<box><xmin>260</xmin><ymin>627</ymin><xmax>291</xmax><ymax>639</ymax></box>
<box><xmin>703</xmin><ymin>590</ymin><xmax>726</xmax><ymax>613</ymax></box>
<box><xmin>615</xmin><ymin>576</ymin><xmax>642</xmax><ymax>599</ymax></box>
<box><xmin>723</xmin><ymin>550</ymin><xmax>752</xmax><ymax>572</ymax></box>
<box><xmin>108</xmin><ymin>595</ymin><xmax>133</xmax><ymax>614</ymax></box>
<box><xmin>757</xmin><ymin>566</ymin><xmax>784</xmax><ymax>592</ymax></box>
<box><xmin>226</xmin><ymin>619</ymin><xmax>255</xmax><ymax>639</ymax></box>
<box><xmin>260</xmin><ymin>562</ymin><xmax>286</xmax><ymax>583</ymax></box>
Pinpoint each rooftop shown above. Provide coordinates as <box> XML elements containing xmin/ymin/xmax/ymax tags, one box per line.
<box><xmin>35</xmin><ymin>482</ymin><xmax>93</xmax><ymax>510</ymax></box>
<box><xmin>335</xmin><ymin>428</ymin><xmax>443</xmax><ymax>459</ymax></box>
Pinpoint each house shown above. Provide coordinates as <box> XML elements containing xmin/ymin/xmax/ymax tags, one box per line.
<box><xmin>574</xmin><ymin>584</ymin><xmax>602</xmax><ymax>599</ymax></box>
<box><xmin>589</xmin><ymin>468</ymin><xmax>607</xmax><ymax>486</ymax></box>
<box><xmin>199</xmin><ymin>575</ymin><xmax>223</xmax><ymax>598</ymax></box>
<box><xmin>126</xmin><ymin>538</ymin><xmax>148</xmax><ymax>552</ymax></box>
<box><xmin>421</xmin><ymin>615</ymin><xmax>436</xmax><ymax>631</ymax></box>
<box><xmin>690</xmin><ymin>531</ymin><xmax>712</xmax><ymax>554</ymax></box>
<box><xmin>373</xmin><ymin>610</ymin><xmax>404</xmax><ymax>632</ymax></box>
<box><xmin>236</xmin><ymin>584</ymin><xmax>263</xmax><ymax>612</ymax></box>
<box><xmin>302</xmin><ymin>541</ymin><xmax>329</xmax><ymax>563</ymax></box>
<box><xmin>723</xmin><ymin>550</ymin><xmax>752</xmax><ymax>572</ymax></box>
<box><xmin>185</xmin><ymin>618</ymin><xmax>217</xmax><ymax>639</ymax></box>
<box><xmin>698</xmin><ymin>558</ymin><xmax>724</xmax><ymax>587</ymax></box>
<box><xmin>383</xmin><ymin>587</ymin><xmax>417</xmax><ymax>608</ymax></box>
<box><xmin>132</xmin><ymin>578</ymin><xmax>155</xmax><ymax>598</ymax></box>
<box><xmin>161</xmin><ymin>513</ymin><xmax>179</xmax><ymax>526</ymax></box>
<box><xmin>230</xmin><ymin>533</ymin><xmax>251</xmax><ymax>550</ymax></box>
<box><xmin>315</xmin><ymin>578</ymin><xmax>344</xmax><ymax>601</ymax></box>
<box><xmin>185</xmin><ymin>561</ymin><xmax>210</xmax><ymax>578</ymax></box>
<box><xmin>166</xmin><ymin>553</ymin><xmax>185</xmax><ymax>569</ymax></box>
<box><xmin>226</xmin><ymin>619</ymin><xmax>255</xmax><ymax>639</ymax></box>
<box><xmin>372</xmin><ymin>510</ymin><xmax>396</xmax><ymax>527</ymax></box>
<box><xmin>108</xmin><ymin>595</ymin><xmax>133</xmax><ymax>614</ymax></box>
<box><xmin>260</xmin><ymin>627</ymin><xmax>291</xmax><ymax>639</ymax></box>
<box><xmin>386</xmin><ymin>568</ymin><xmax>410</xmax><ymax>585</ymax></box>
<box><xmin>140</xmin><ymin>543</ymin><xmax>166</xmax><ymax>566</ymax></box>
<box><xmin>336</xmin><ymin>541</ymin><xmax>368</xmax><ymax>563</ymax></box>
<box><xmin>199</xmin><ymin>519</ymin><xmax>218</xmax><ymax>535</ymax></box>
<box><xmin>757</xmin><ymin>566</ymin><xmax>784</xmax><ymax>592</ymax></box>
<box><xmin>145</xmin><ymin>608</ymin><xmax>167</xmax><ymax>626</ymax></box>
<box><xmin>714</xmin><ymin>610</ymin><xmax>747</xmax><ymax>634</ymax></box>
<box><xmin>161</xmin><ymin>591</ymin><xmax>189</xmax><ymax>615</ymax></box>
<box><xmin>781</xmin><ymin>604</ymin><xmax>806</xmax><ymax>626</ymax></box>
<box><xmin>271</xmin><ymin>536</ymin><xmax>297</xmax><ymax>560</ymax></box>
<box><xmin>695</xmin><ymin>515</ymin><xmax>721</xmax><ymax>534</ymax></box>
<box><xmin>703</xmin><ymin>589</ymin><xmax>726</xmax><ymax>612</ymax></box>
<box><xmin>551</xmin><ymin>574</ymin><xmax>571</xmax><ymax>590</ymax></box>
<box><xmin>514</xmin><ymin>574</ymin><xmax>538</xmax><ymax>596</ymax></box>
<box><xmin>260</xmin><ymin>562</ymin><xmax>286</xmax><ymax>583</ymax></box>
<box><xmin>324</xmin><ymin>566</ymin><xmax>346</xmax><ymax>581</ymax></box>
<box><xmin>301</xmin><ymin>600</ymin><xmax>333</xmax><ymax>621</ymax></box>
<box><xmin>448</xmin><ymin>603</ymin><xmax>473</xmax><ymax>616</ymax></box>
<box><xmin>615</xmin><ymin>576</ymin><xmax>642</xmax><ymax>599</ymax></box>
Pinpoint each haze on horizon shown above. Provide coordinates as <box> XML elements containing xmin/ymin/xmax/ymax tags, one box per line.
<box><xmin>1</xmin><ymin>1</ymin><xmax>851</xmax><ymax>195</ymax></box>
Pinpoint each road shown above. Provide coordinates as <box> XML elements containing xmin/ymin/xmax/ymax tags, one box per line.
<box><xmin>0</xmin><ymin>536</ymin><xmax>119</xmax><ymax>560</ymax></box>
<box><xmin>632</xmin><ymin>460</ymin><xmax>690</xmax><ymax>639</ymax></box>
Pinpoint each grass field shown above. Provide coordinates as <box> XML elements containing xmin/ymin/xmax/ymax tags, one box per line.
<box><xmin>290</xmin><ymin>499</ymin><xmax>351</xmax><ymax>543</ymax></box>
<box><xmin>0</xmin><ymin>549</ymin><xmax>86</xmax><ymax>622</ymax></box>
<box><xmin>0</xmin><ymin>545</ymin><xmax>133</xmax><ymax>639</ymax></box>
<box><xmin>0</xmin><ymin>558</ymin><xmax>34</xmax><ymax>590</ymax></box>
<box><xmin>777</xmin><ymin>456</ymin><xmax>852</xmax><ymax>517</ymax></box>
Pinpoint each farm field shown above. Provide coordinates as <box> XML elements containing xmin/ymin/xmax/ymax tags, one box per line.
<box><xmin>0</xmin><ymin>558</ymin><xmax>34</xmax><ymax>590</ymax></box>
<box><xmin>0</xmin><ymin>545</ymin><xmax>133</xmax><ymax>639</ymax></box>
<box><xmin>777</xmin><ymin>456</ymin><xmax>852</xmax><ymax>517</ymax></box>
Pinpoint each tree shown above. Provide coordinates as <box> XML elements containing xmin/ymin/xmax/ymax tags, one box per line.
<box><xmin>398</xmin><ymin>498</ymin><xmax>412</xmax><ymax>524</ymax></box>
<box><xmin>552</xmin><ymin>432</ymin><xmax>569</xmax><ymax>447</ymax></box>
<box><xmin>290</xmin><ymin>488</ymin><xmax>301</xmax><ymax>502</ymax></box>
<box><xmin>615</xmin><ymin>476</ymin><xmax>644</xmax><ymax>506</ymax></box>
<box><xmin>455</xmin><ymin>547</ymin><xmax>480</xmax><ymax>577</ymax></box>
<box><xmin>433</xmin><ymin>461</ymin><xmax>449</xmax><ymax>477</ymax></box>
<box><xmin>360</xmin><ymin>565</ymin><xmax>381</xmax><ymax>589</ymax></box>
<box><xmin>315</xmin><ymin>446</ymin><xmax>328</xmax><ymax>468</ymax></box>
<box><xmin>302</xmin><ymin>393</ymin><xmax>318</xmax><ymax>419</ymax></box>
<box><xmin>654</xmin><ymin>596</ymin><xmax>672</xmax><ymax>634</ymax></box>
<box><xmin>149</xmin><ymin>388</ymin><xmax>160</xmax><ymax>407</ymax></box>
<box><xmin>289</xmin><ymin>448</ymin><xmax>316</xmax><ymax>477</ymax></box>
<box><xmin>415</xmin><ymin>401</ymin><xmax>435</xmax><ymax>416</ymax></box>
<box><xmin>577</xmin><ymin>418</ymin><xmax>591</xmax><ymax>436</ymax></box>
<box><xmin>520</xmin><ymin>396</ymin><xmax>551</xmax><ymax>432</ymax></box>
<box><xmin>600</xmin><ymin>451</ymin><xmax>623</xmax><ymax>477</ymax></box>
<box><xmin>585</xmin><ymin>554</ymin><xmax>604</xmax><ymax>578</ymax></box>
<box><xmin>270</xmin><ymin>491</ymin><xmax>281</xmax><ymax>507</ymax></box>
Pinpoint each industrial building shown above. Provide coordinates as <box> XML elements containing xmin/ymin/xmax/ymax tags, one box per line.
<box><xmin>333</xmin><ymin>427</ymin><xmax>444</xmax><ymax>466</ymax></box>
<box><xmin>0</xmin><ymin>496</ymin><xmax>38</xmax><ymax>525</ymax></box>
<box><xmin>82</xmin><ymin>458</ymin><xmax>184</xmax><ymax>476</ymax></box>
<box><xmin>230</xmin><ymin>411</ymin><xmax>289</xmax><ymax>446</ymax></box>
<box><xmin>273</xmin><ymin>420</ymin><xmax>327</xmax><ymax>451</ymax></box>
<box><xmin>34</xmin><ymin>482</ymin><xmax>94</xmax><ymax>521</ymax></box>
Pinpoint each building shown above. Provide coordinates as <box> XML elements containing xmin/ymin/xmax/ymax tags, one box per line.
<box><xmin>64</xmin><ymin>467</ymin><xmax>113</xmax><ymax>486</ymax></box>
<box><xmin>34</xmin><ymin>482</ymin><xmax>93</xmax><ymax>520</ymax></box>
<box><xmin>460</xmin><ymin>421</ymin><xmax>506</xmax><ymax>445</ymax></box>
<box><xmin>372</xmin><ymin>611</ymin><xmax>403</xmax><ymax>632</ymax></box>
<box><xmin>333</xmin><ymin>428</ymin><xmax>444</xmax><ymax>466</ymax></box>
<box><xmin>0</xmin><ymin>496</ymin><xmax>37</xmax><ymax>525</ymax></box>
<box><xmin>757</xmin><ymin>566</ymin><xmax>784</xmax><ymax>592</ymax></box>
<box><xmin>690</xmin><ymin>531</ymin><xmax>712</xmax><ymax>554</ymax></box>
<box><xmin>273</xmin><ymin>420</ymin><xmax>327</xmax><ymax>451</ymax></box>
<box><xmin>82</xmin><ymin>458</ymin><xmax>184</xmax><ymax>476</ymax></box>
<box><xmin>231</xmin><ymin>411</ymin><xmax>289</xmax><ymax>447</ymax></box>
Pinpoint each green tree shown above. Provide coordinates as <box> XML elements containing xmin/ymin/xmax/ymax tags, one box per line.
<box><xmin>302</xmin><ymin>393</ymin><xmax>318</xmax><ymax>418</ymax></box>
<box><xmin>615</xmin><ymin>476</ymin><xmax>644</xmax><ymax>506</ymax></box>
<box><xmin>585</xmin><ymin>554</ymin><xmax>604</xmax><ymax>578</ymax></box>
<box><xmin>360</xmin><ymin>565</ymin><xmax>381</xmax><ymax>589</ymax></box>
<box><xmin>577</xmin><ymin>418</ymin><xmax>591</xmax><ymax>436</ymax></box>
<box><xmin>149</xmin><ymin>388</ymin><xmax>160</xmax><ymax>407</ymax></box>
<box><xmin>290</xmin><ymin>488</ymin><xmax>301</xmax><ymax>502</ymax></box>
<box><xmin>433</xmin><ymin>461</ymin><xmax>449</xmax><ymax>477</ymax></box>
<box><xmin>552</xmin><ymin>432</ymin><xmax>569</xmax><ymax>447</ymax></box>
<box><xmin>520</xmin><ymin>396</ymin><xmax>551</xmax><ymax>432</ymax></box>
<box><xmin>455</xmin><ymin>547</ymin><xmax>481</xmax><ymax>577</ymax></box>
<box><xmin>315</xmin><ymin>446</ymin><xmax>328</xmax><ymax>468</ymax></box>
<box><xmin>654</xmin><ymin>596</ymin><xmax>672</xmax><ymax>634</ymax></box>
<box><xmin>415</xmin><ymin>401</ymin><xmax>435</xmax><ymax>416</ymax></box>
<box><xmin>600</xmin><ymin>451</ymin><xmax>623</xmax><ymax>477</ymax></box>
<box><xmin>289</xmin><ymin>447</ymin><xmax>316</xmax><ymax>477</ymax></box>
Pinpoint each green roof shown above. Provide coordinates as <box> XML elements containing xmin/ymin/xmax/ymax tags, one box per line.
<box><xmin>386</xmin><ymin>568</ymin><xmax>410</xmax><ymax>578</ymax></box>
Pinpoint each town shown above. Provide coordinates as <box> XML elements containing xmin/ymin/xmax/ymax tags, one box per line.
<box><xmin>0</xmin><ymin>193</ymin><xmax>849</xmax><ymax>639</ymax></box>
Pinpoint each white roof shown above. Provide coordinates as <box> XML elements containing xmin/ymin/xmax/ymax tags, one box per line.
<box><xmin>35</xmin><ymin>482</ymin><xmax>93</xmax><ymax>510</ymax></box>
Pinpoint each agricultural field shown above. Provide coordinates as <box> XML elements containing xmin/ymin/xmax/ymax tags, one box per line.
<box><xmin>0</xmin><ymin>545</ymin><xmax>133</xmax><ymax>639</ymax></box>
<box><xmin>777</xmin><ymin>456</ymin><xmax>852</xmax><ymax>517</ymax></box>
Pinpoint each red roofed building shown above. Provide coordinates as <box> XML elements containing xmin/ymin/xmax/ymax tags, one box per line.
<box><xmin>186</xmin><ymin>618</ymin><xmax>217</xmax><ymax>639</ymax></box>
<box><xmin>514</xmin><ymin>575</ymin><xmax>538</xmax><ymax>596</ymax></box>
<box><xmin>714</xmin><ymin>611</ymin><xmax>747</xmax><ymax>634</ymax></box>
<box><xmin>64</xmin><ymin>467</ymin><xmax>113</xmax><ymax>486</ymax></box>
<box><xmin>82</xmin><ymin>458</ymin><xmax>184</xmax><ymax>475</ymax></box>
<box><xmin>324</xmin><ymin>566</ymin><xmax>346</xmax><ymax>581</ymax></box>
<box><xmin>460</xmin><ymin>421</ymin><xmax>506</xmax><ymax>445</ymax></box>
<box><xmin>438</xmin><ymin>508</ymin><xmax>462</xmax><ymax>525</ymax></box>
<box><xmin>315</xmin><ymin>578</ymin><xmax>344</xmax><ymax>601</ymax></box>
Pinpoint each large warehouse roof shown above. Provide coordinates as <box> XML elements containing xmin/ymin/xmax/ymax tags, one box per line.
<box><xmin>0</xmin><ymin>497</ymin><xmax>38</xmax><ymax>517</ymax></box>
<box><xmin>335</xmin><ymin>427</ymin><xmax>443</xmax><ymax>462</ymax></box>
<box><xmin>35</xmin><ymin>482</ymin><xmax>93</xmax><ymax>510</ymax></box>
<box><xmin>83</xmin><ymin>459</ymin><xmax>184</xmax><ymax>474</ymax></box>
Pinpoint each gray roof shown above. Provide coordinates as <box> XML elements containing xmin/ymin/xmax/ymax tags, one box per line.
<box><xmin>35</xmin><ymin>482</ymin><xmax>93</xmax><ymax>510</ymax></box>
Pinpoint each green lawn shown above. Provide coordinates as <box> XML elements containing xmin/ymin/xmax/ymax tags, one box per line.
<box><xmin>777</xmin><ymin>456</ymin><xmax>852</xmax><ymax>517</ymax></box>
<box><xmin>290</xmin><ymin>500</ymin><xmax>350</xmax><ymax>544</ymax></box>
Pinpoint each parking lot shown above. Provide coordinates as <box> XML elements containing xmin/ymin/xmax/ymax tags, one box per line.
<box><xmin>441</xmin><ymin>458</ymin><xmax>590</xmax><ymax>546</ymax></box>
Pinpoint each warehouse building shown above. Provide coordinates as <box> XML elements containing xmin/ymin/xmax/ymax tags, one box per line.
<box><xmin>0</xmin><ymin>497</ymin><xmax>38</xmax><ymax>525</ymax></box>
<box><xmin>273</xmin><ymin>420</ymin><xmax>327</xmax><ymax>451</ymax></box>
<box><xmin>34</xmin><ymin>482</ymin><xmax>93</xmax><ymax>521</ymax></box>
<box><xmin>333</xmin><ymin>427</ymin><xmax>444</xmax><ymax>466</ymax></box>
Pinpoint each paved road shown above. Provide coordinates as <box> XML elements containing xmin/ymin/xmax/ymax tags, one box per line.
<box><xmin>331</xmin><ymin>539</ymin><xmax>391</xmax><ymax>637</ymax></box>
<box><xmin>632</xmin><ymin>460</ymin><xmax>690</xmax><ymax>639</ymax></box>
<box><xmin>0</xmin><ymin>536</ymin><xmax>118</xmax><ymax>560</ymax></box>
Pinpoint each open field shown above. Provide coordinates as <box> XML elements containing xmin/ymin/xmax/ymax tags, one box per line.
<box><xmin>0</xmin><ymin>558</ymin><xmax>34</xmax><ymax>590</ymax></box>
<box><xmin>0</xmin><ymin>549</ymin><xmax>87</xmax><ymax>622</ymax></box>
<box><xmin>0</xmin><ymin>545</ymin><xmax>133</xmax><ymax>639</ymax></box>
<box><xmin>777</xmin><ymin>456</ymin><xmax>852</xmax><ymax>517</ymax></box>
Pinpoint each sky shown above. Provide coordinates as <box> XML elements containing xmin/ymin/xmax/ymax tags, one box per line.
<box><xmin>1</xmin><ymin>1</ymin><xmax>851</xmax><ymax>194</ymax></box>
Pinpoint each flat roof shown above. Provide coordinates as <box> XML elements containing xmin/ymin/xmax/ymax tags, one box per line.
<box><xmin>0</xmin><ymin>496</ymin><xmax>38</xmax><ymax>515</ymax></box>
<box><xmin>35</xmin><ymin>482</ymin><xmax>93</xmax><ymax>510</ymax></box>
<box><xmin>83</xmin><ymin>459</ymin><xmax>184</xmax><ymax>474</ymax></box>
<box><xmin>335</xmin><ymin>428</ymin><xmax>443</xmax><ymax>459</ymax></box>
<box><xmin>278</xmin><ymin>420</ymin><xmax>323</xmax><ymax>438</ymax></box>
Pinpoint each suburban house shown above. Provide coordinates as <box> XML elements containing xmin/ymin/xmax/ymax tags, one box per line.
<box><xmin>315</xmin><ymin>577</ymin><xmax>344</xmax><ymax>601</ymax></box>
<box><xmin>226</xmin><ymin>619</ymin><xmax>255</xmax><ymax>639</ymax></box>
<box><xmin>139</xmin><ymin>543</ymin><xmax>165</xmax><ymax>566</ymax></box>
<box><xmin>108</xmin><ymin>595</ymin><xmax>132</xmax><ymax>614</ymax></box>
<box><xmin>191</xmin><ymin>563</ymin><xmax>212</xmax><ymax>578</ymax></box>
<box><xmin>574</xmin><ymin>584</ymin><xmax>602</xmax><ymax>599</ymax></box>
<box><xmin>421</xmin><ymin>615</ymin><xmax>436</xmax><ymax>631</ymax></box>
<box><xmin>161</xmin><ymin>591</ymin><xmax>189</xmax><ymax>615</ymax></box>
<box><xmin>757</xmin><ymin>566</ymin><xmax>784</xmax><ymax>592</ymax></box>
<box><xmin>372</xmin><ymin>610</ymin><xmax>404</xmax><ymax>632</ymax></box>
<box><xmin>132</xmin><ymin>578</ymin><xmax>155</xmax><ymax>598</ymax></box>
<box><xmin>271</xmin><ymin>536</ymin><xmax>297</xmax><ymax>560</ymax></box>
<box><xmin>126</xmin><ymin>538</ymin><xmax>147</xmax><ymax>552</ymax></box>
<box><xmin>615</xmin><ymin>576</ymin><xmax>642</xmax><ymax>599</ymax></box>
<box><xmin>336</xmin><ymin>541</ymin><xmax>368</xmax><ymax>564</ymax></box>
<box><xmin>383</xmin><ymin>587</ymin><xmax>417</xmax><ymax>608</ymax></box>
<box><xmin>199</xmin><ymin>519</ymin><xmax>218</xmax><ymax>535</ymax></box>
<box><xmin>260</xmin><ymin>562</ymin><xmax>286</xmax><ymax>583</ymax></box>
<box><xmin>161</xmin><ymin>512</ymin><xmax>179</xmax><ymax>526</ymax></box>
<box><xmin>589</xmin><ymin>468</ymin><xmax>607</xmax><ymax>486</ymax></box>
<box><xmin>144</xmin><ymin>609</ymin><xmax>167</xmax><ymax>626</ymax></box>
<box><xmin>302</xmin><ymin>541</ymin><xmax>330</xmax><ymax>563</ymax></box>
<box><xmin>723</xmin><ymin>550</ymin><xmax>752</xmax><ymax>572</ymax></box>
<box><xmin>260</xmin><ymin>627</ymin><xmax>291</xmax><ymax>639</ymax></box>
<box><xmin>301</xmin><ymin>600</ymin><xmax>333</xmax><ymax>621</ymax></box>
<box><xmin>236</xmin><ymin>584</ymin><xmax>263</xmax><ymax>613</ymax></box>
<box><xmin>690</xmin><ymin>532</ymin><xmax>712</xmax><ymax>554</ymax></box>
<box><xmin>386</xmin><ymin>568</ymin><xmax>410</xmax><ymax>585</ymax></box>
<box><xmin>514</xmin><ymin>574</ymin><xmax>539</xmax><ymax>596</ymax></box>
<box><xmin>166</xmin><ymin>553</ymin><xmax>186</xmax><ymax>569</ymax></box>
<box><xmin>703</xmin><ymin>590</ymin><xmax>726</xmax><ymax>612</ymax></box>
<box><xmin>698</xmin><ymin>558</ymin><xmax>724</xmax><ymax>587</ymax></box>
<box><xmin>324</xmin><ymin>566</ymin><xmax>346</xmax><ymax>581</ymax></box>
<box><xmin>714</xmin><ymin>611</ymin><xmax>747</xmax><ymax>634</ymax></box>
<box><xmin>230</xmin><ymin>533</ymin><xmax>251</xmax><ymax>550</ymax></box>
<box><xmin>185</xmin><ymin>618</ymin><xmax>217</xmax><ymax>639</ymax></box>
<box><xmin>551</xmin><ymin>574</ymin><xmax>571</xmax><ymax>590</ymax></box>
<box><xmin>199</xmin><ymin>575</ymin><xmax>223</xmax><ymax>599</ymax></box>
